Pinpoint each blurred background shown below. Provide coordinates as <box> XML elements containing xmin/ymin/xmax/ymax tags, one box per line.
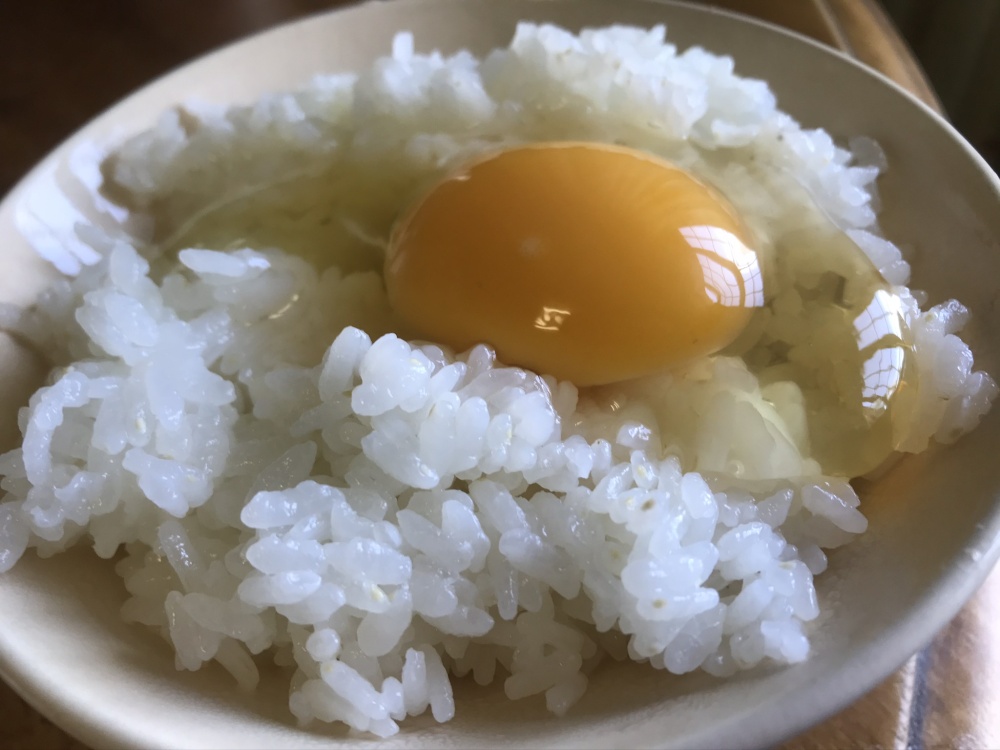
<box><xmin>0</xmin><ymin>0</ymin><xmax>998</xmax><ymax>196</ymax></box>
<box><xmin>882</xmin><ymin>0</ymin><xmax>1000</xmax><ymax>170</ymax></box>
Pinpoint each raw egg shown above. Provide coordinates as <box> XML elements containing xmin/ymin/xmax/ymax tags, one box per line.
<box><xmin>755</xmin><ymin>223</ymin><xmax>919</xmax><ymax>477</ymax></box>
<box><xmin>385</xmin><ymin>142</ymin><xmax>765</xmax><ymax>386</ymax></box>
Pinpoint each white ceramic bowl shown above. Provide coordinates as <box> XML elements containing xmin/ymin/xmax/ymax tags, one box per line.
<box><xmin>1</xmin><ymin>1</ymin><xmax>999</xmax><ymax>748</ymax></box>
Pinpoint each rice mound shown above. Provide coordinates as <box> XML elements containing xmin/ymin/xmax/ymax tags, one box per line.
<box><xmin>0</xmin><ymin>24</ymin><xmax>995</xmax><ymax>736</ymax></box>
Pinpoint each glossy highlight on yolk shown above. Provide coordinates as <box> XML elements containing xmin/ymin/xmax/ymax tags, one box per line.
<box><xmin>385</xmin><ymin>142</ymin><xmax>764</xmax><ymax>386</ymax></box>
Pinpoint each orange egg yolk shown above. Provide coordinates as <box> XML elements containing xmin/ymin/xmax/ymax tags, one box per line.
<box><xmin>385</xmin><ymin>142</ymin><xmax>764</xmax><ymax>386</ymax></box>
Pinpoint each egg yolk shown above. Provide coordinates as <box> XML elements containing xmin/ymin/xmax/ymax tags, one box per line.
<box><xmin>385</xmin><ymin>142</ymin><xmax>764</xmax><ymax>386</ymax></box>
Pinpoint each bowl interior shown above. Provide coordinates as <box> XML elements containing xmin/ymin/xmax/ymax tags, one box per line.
<box><xmin>1</xmin><ymin>1</ymin><xmax>999</xmax><ymax>749</ymax></box>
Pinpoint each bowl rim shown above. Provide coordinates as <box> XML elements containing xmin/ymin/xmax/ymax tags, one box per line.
<box><xmin>1</xmin><ymin>1</ymin><xmax>999</xmax><ymax>749</ymax></box>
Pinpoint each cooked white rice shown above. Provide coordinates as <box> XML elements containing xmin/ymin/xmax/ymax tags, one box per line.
<box><xmin>0</xmin><ymin>23</ymin><xmax>995</xmax><ymax>737</ymax></box>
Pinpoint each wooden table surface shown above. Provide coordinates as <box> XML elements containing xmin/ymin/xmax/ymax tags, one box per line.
<box><xmin>0</xmin><ymin>1</ymin><xmax>996</xmax><ymax>748</ymax></box>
